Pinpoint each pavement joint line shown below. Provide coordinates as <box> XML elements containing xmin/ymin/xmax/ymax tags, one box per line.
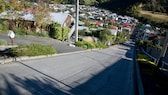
<box><xmin>0</xmin><ymin>48</ymin><xmax>101</xmax><ymax>64</ymax></box>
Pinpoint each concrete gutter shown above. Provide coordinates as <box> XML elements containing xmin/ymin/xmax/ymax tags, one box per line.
<box><xmin>134</xmin><ymin>48</ymin><xmax>144</xmax><ymax>95</ymax></box>
<box><xmin>0</xmin><ymin>48</ymin><xmax>99</xmax><ymax>64</ymax></box>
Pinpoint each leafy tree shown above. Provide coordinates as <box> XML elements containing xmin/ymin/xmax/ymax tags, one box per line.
<box><xmin>0</xmin><ymin>0</ymin><xmax>6</xmax><ymax>13</ymax></box>
<box><xmin>32</xmin><ymin>0</ymin><xmax>50</xmax><ymax>33</ymax></box>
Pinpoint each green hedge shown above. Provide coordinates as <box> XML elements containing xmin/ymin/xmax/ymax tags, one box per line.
<box><xmin>11</xmin><ymin>43</ymin><xmax>57</xmax><ymax>56</ymax></box>
<box><xmin>75</xmin><ymin>41</ymin><xmax>108</xmax><ymax>49</ymax></box>
<box><xmin>138</xmin><ymin>39</ymin><xmax>162</xmax><ymax>50</ymax></box>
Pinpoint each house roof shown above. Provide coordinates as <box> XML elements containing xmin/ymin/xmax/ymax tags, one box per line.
<box><xmin>110</xmin><ymin>20</ymin><xmax>115</xmax><ymax>23</ymax></box>
<box><xmin>111</xmin><ymin>26</ymin><xmax>118</xmax><ymax>30</ymax></box>
<box><xmin>157</xmin><ymin>35</ymin><xmax>165</xmax><ymax>39</ymax></box>
<box><xmin>20</xmin><ymin>13</ymin><xmax>34</xmax><ymax>21</ymax></box>
<box><xmin>94</xmin><ymin>21</ymin><xmax>102</xmax><ymax>25</ymax></box>
<box><xmin>110</xmin><ymin>29</ymin><xmax>118</xmax><ymax>35</ymax></box>
<box><xmin>148</xmin><ymin>33</ymin><xmax>156</xmax><ymax>38</ymax></box>
<box><xmin>120</xmin><ymin>23</ymin><xmax>132</xmax><ymax>29</ymax></box>
<box><xmin>0</xmin><ymin>11</ymin><xmax>71</xmax><ymax>26</ymax></box>
<box><xmin>50</xmin><ymin>12</ymin><xmax>70</xmax><ymax>25</ymax></box>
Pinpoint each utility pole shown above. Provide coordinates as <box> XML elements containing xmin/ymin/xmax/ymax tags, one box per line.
<box><xmin>156</xmin><ymin>31</ymin><xmax>168</xmax><ymax>67</ymax></box>
<box><xmin>75</xmin><ymin>0</ymin><xmax>79</xmax><ymax>42</ymax></box>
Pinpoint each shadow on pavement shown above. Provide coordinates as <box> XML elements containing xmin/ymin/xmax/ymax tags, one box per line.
<box><xmin>0</xmin><ymin>74</ymin><xmax>69</xmax><ymax>95</ymax></box>
<box><xmin>0</xmin><ymin>48</ymin><xmax>17</xmax><ymax>58</ymax></box>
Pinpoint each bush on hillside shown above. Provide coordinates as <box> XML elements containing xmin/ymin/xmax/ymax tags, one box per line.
<box><xmin>14</xmin><ymin>28</ymin><xmax>27</xmax><ymax>35</ymax></box>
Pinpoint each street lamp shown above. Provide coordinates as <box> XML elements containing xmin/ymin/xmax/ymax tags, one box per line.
<box><xmin>75</xmin><ymin>0</ymin><xmax>79</xmax><ymax>42</ymax></box>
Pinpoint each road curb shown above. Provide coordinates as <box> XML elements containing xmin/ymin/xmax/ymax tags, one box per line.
<box><xmin>0</xmin><ymin>48</ymin><xmax>100</xmax><ymax>64</ymax></box>
<box><xmin>134</xmin><ymin>47</ymin><xmax>144</xmax><ymax>95</ymax></box>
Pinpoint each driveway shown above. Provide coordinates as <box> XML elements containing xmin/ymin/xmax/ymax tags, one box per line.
<box><xmin>0</xmin><ymin>42</ymin><xmax>135</xmax><ymax>95</ymax></box>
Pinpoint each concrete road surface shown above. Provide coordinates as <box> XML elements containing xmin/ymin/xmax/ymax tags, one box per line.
<box><xmin>0</xmin><ymin>42</ymin><xmax>135</xmax><ymax>95</ymax></box>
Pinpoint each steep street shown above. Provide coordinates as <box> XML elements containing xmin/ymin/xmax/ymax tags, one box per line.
<box><xmin>0</xmin><ymin>42</ymin><xmax>135</xmax><ymax>95</ymax></box>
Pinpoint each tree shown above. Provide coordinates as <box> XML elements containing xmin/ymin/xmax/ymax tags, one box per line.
<box><xmin>0</xmin><ymin>0</ymin><xmax>6</xmax><ymax>13</ymax></box>
<box><xmin>32</xmin><ymin>1</ymin><xmax>50</xmax><ymax>33</ymax></box>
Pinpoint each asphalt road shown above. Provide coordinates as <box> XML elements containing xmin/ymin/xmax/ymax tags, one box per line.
<box><xmin>0</xmin><ymin>41</ymin><xmax>135</xmax><ymax>95</ymax></box>
<box><xmin>0</xmin><ymin>32</ymin><xmax>83</xmax><ymax>53</ymax></box>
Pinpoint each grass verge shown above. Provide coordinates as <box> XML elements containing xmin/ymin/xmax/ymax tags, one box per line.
<box><xmin>10</xmin><ymin>43</ymin><xmax>57</xmax><ymax>57</ymax></box>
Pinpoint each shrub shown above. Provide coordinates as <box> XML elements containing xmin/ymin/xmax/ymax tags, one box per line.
<box><xmin>75</xmin><ymin>41</ymin><xmax>107</xmax><ymax>49</ymax></box>
<box><xmin>85</xmin><ymin>42</ymin><xmax>96</xmax><ymax>49</ymax></box>
<box><xmin>99</xmin><ymin>29</ymin><xmax>113</xmax><ymax>44</ymax></box>
<box><xmin>95</xmin><ymin>43</ymin><xmax>108</xmax><ymax>48</ymax></box>
<box><xmin>138</xmin><ymin>39</ymin><xmax>163</xmax><ymax>50</ymax></box>
<box><xmin>14</xmin><ymin>28</ymin><xmax>26</xmax><ymax>35</ymax></box>
<box><xmin>49</xmin><ymin>23</ymin><xmax>68</xmax><ymax>41</ymax></box>
<box><xmin>75</xmin><ymin>41</ymin><xmax>88</xmax><ymax>49</ymax></box>
<box><xmin>115</xmin><ymin>32</ymin><xmax>129</xmax><ymax>44</ymax></box>
<box><xmin>11</xmin><ymin>43</ymin><xmax>57</xmax><ymax>56</ymax></box>
<box><xmin>2</xmin><ymin>20</ymin><xmax>9</xmax><ymax>32</ymax></box>
<box><xmin>0</xmin><ymin>23</ymin><xmax>3</xmax><ymax>31</ymax></box>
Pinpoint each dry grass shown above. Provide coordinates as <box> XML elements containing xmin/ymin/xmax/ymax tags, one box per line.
<box><xmin>139</xmin><ymin>10</ymin><xmax>168</xmax><ymax>22</ymax></box>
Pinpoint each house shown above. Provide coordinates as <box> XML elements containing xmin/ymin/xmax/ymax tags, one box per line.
<box><xmin>110</xmin><ymin>29</ymin><xmax>118</xmax><ymax>36</ymax></box>
<box><xmin>110</xmin><ymin>20</ymin><xmax>115</xmax><ymax>24</ymax></box>
<box><xmin>157</xmin><ymin>35</ymin><xmax>165</xmax><ymax>45</ymax></box>
<box><xmin>111</xmin><ymin>26</ymin><xmax>118</xmax><ymax>30</ymax></box>
<box><xmin>0</xmin><ymin>10</ymin><xmax>74</xmax><ymax>28</ymax></box>
<box><xmin>94</xmin><ymin>21</ymin><xmax>103</xmax><ymax>27</ymax></box>
<box><xmin>120</xmin><ymin>23</ymin><xmax>132</xmax><ymax>32</ymax></box>
<box><xmin>49</xmin><ymin>12</ymin><xmax>74</xmax><ymax>27</ymax></box>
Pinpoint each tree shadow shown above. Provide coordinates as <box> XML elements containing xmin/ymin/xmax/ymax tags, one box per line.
<box><xmin>0</xmin><ymin>74</ymin><xmax>69</xmax><ymax>95</ymax></box>
<box><xmin>70</xmin><ymin>59</ymin><xmax>133</xmax><ymax>95</ymax></box>
<box><xmin>0</xmin><ymin>48</ymin><xmax>17</xmax><ymax>59</ymax></box>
